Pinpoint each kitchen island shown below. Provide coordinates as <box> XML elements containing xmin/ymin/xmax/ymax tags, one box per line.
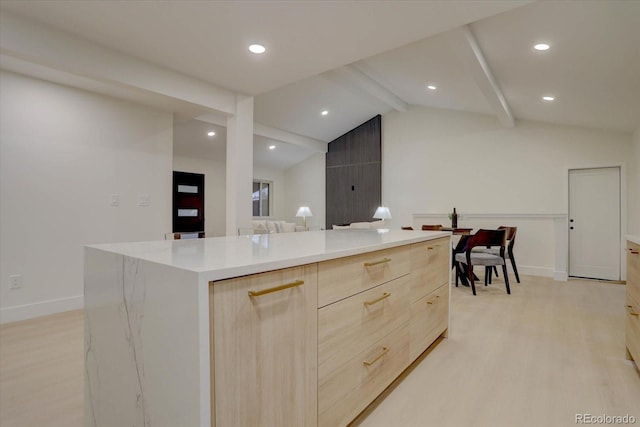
<box><xmin>84</xmin><ymin>229</ymin><xmax>451</xmax><ymax>427</ymax></box>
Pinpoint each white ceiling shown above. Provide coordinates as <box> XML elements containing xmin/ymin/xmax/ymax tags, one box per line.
<box><xmin>1</xmin><ymin>0</ymin><xmax>639</xmax><ymax>170</ymax></box>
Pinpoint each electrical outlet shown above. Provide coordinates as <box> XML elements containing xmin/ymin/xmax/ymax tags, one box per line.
<box><xmin>137</xmin><ymin>194</ymin><xmax>150</xmax><ymax>207</ymax></box>
<box><xmin>9</xmin><ymin>274</ymin><xmax>22</xmax><ymax>290</ymax></box>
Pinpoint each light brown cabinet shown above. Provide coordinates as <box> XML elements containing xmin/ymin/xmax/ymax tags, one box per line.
<box><xmin>212</xmin><ymin>265</ymin><xmax>318</xmax><ymax>427</ymax></box>
<box><xmin>317</xmin><ymin>237</ymin><xmax>449</xmax><ymax>427</ymax></box>
<box><xmin>318</xmin><ymin>274</ymin><xmax>411</xmax><ymax>426</ymax></box>
<box><xmin>626</xmin><ymin>240</ymin><xmax>640</xmax><ymax>363</ymax></box>
<box><xmin>210</xmin><ymin>237</ymin><xmax>449</xmax><ymax>427</ymax></box>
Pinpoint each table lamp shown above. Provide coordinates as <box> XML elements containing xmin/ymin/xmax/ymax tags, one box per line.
<box><xmin>373</xmin><ymin>206</ymin><xmax>392</xmax><ymax>221</ymax></box>
<box><xmin>296</xmin><ymin>206</ymin><xmax>313</xmax><ymax>228</ymax></box>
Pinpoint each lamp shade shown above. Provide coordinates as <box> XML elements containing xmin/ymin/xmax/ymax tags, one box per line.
<box><xmin>373</xmin><ymin>206</ymin><xmax>392</xmax><ymax>220</ymax></box>
<box><xmin>296</xmin><ymin>206</ymin><xmax>312</xmax><ymax>217</ymax></box>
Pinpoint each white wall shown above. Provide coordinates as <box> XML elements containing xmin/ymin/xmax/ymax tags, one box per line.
<box><xmin>383</xmin><ymin>106</ymin><xmax>634</xmax><ymax>278</ymax></box>
<box><xmin>284</xmin><ymin>153</ymin><xmax>326</xmax><ymax>229</ymax></box>
<box><xmin>0</xmin><ymin>71</ymin><xmax>173</xmax><ymax>322</ymax></box>
<box><xmin>173</xmin><ymin>156</ymin><xmax>226</xmax><ymax>237</ymax></box>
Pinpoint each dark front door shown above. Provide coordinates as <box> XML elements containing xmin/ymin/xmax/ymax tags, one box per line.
<box><xmin>173</xmin><ymin>171</ymin><xmax>205</xmax><ymax>233</ymax></box>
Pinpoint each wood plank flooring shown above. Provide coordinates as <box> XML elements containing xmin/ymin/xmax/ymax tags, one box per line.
<box><xmin>1</xmin><ymin>276</ymin><xmax>639</xmax><ymax>427</ymax></box>
<box><xmin>0</xmin><ymin>309</ymin><xmax>83</xmax><ymax>427</ymax></box>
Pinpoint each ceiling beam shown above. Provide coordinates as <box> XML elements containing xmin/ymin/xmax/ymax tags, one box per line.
<box><xmin>454</xmin><ymin>25</ymin><xmax>515</xmax><ymax>127</ymax></box>
<box><xmin>322</xmin><ymin>64</ymin><xmax>408</xmax><ymax>112</ymax></box>
<box><xmin>253</xmin><ymin>123</ymin><xmax>327</xmax><ymax>153</ymax></box>
<box><xmin>195</xmin><ymin>113</ymin><xmax>327</xmax><ymax>153</ymax></box>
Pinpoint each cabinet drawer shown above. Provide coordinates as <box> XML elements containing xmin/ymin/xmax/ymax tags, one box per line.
<box><xmin>318</xmin><ymin>275</ymin><xmax>411</xmax><ymax>379</ymax></box>
<box><xmin>410</xmin><ymin>237</ymin><xmax>450</xmax><ymax>302</ymax></box>
<box><xmin>626</xmin><ymin>295</ymin><xmax>640</xmax><ymax>363</ymax></box>
<box><xmin>318</xmin><ymin>245</ymin><xmax>411</xmax><ymax>307</ymax></box>
<box><xmin>212</xmin><ymin>265</ymin><xmax>318</xmax><ymax>427</ymax></box>
<box><xmin>410</xmin><ymin>283</ymin><xmax>449</xmax><ymax>360</ymax></box>
<box><xmin>318</xmin><ymin>325</ymin><xmax>410</xmax><ymax>427</ymax></box>
<box><xmin>628</xmin><ymin>241</ymin><xmax>640</xmax><ymax>305</ymax></box>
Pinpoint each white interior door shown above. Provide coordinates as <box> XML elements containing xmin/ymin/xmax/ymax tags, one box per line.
<box><xmin>569</xmin><ymin>167</ymin><xmax>620</xmax><ymax>280</ymax></box>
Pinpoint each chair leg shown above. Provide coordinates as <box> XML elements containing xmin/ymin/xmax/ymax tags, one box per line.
<box><xmin>493</xmin><ymin>265</ymin><xmax>499</xmax><ymax>278</ymax></box>
<box><xmin>468</xmin><ymin>265</ymin><xmax>476</xmax><ymax>295</ymax></box>
<box><xmin>502</xmin><ymin>263</ymin><xmax>511</xmax><ymax>294</ymax></box>
<box><xmin>457</xmin><ymin>263</ymin><xmax>470</xmax><ymax>287</ymax></box>
<box><xmin>455</xmin><ymin>265</ymin><xmax>459</xmax><ymax>287</ymax></box>
<box><xmin>485</xmin><ymin>267</ymin><xmax>491</xmax><ymax>286</ymax></box>
<box><xmin>509</xmin><ymin>249</ymin><xmax>520</xmax><ymax>283</ymax></box>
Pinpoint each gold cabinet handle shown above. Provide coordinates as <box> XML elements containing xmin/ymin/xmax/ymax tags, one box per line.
<box><xmin>248</xmin><ymin>280</ymin><xmax>304</xmax><ymax>297</ymax></box>
<box><xmin>427</xmin><ymin>295</ymin><xmax>440</xmax><ymax>305</ymax></box>
<box><xmin>630</xmin><ymin>250</ymin><xmax>639</xmax><ymax>255</ymax></box>
<box><xmin>363</xmin><ymin>347</ymin><xmax>389</xmax><ymax>366</ymax></box>
<box><xmin>364</xmin><ymin>258</ymin><xmax>391</xmax><ymax>267</ymax></box>
<box><xmin>364</xmin><ymin>292</ymin><xmax>390</xmax><ymax>306</ymax></box>
<box><xmin>627</xmin><ymin>305</ymin><xmax>639</xmax><ymax>316</ymax></box>
<box><xmin>427</xmin><ymin>246</ymin><xmax>434</xmax><ymax>250</ymax></box>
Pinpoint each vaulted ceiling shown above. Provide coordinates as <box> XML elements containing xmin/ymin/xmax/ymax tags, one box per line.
<box><xmin>1</xmin><ymin>1</ymin><xmax>639</xmax><ymax>170</ymax></box>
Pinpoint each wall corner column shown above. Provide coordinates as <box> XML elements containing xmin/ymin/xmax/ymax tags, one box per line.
<box><xmin>226</xmin><ymin>95</ymin><xmax>254</xmax><ymax>236</ymax></box>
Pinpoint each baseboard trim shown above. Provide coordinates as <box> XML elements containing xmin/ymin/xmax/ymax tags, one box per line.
<box><xmin>0</xmin><ymin>295</ymin><xmax>84</xmax><ymax>324</ymax></box>
<box><xmin>553</xmin><ymin>271</ymin><xmax>569</xmax><ymax>281</ymax></box>
<box><xmin>516</xmin><ymin>265</ymin><xmax>555</xmax><ymax>278</ymax></box>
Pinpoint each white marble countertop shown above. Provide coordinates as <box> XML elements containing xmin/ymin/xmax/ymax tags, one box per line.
<box><xmin>87</xmin><ymin>229</ymin><xmax>449</xmax><ymax>281</ymax></box>
<box><xmin>628</xmin><ymin>235</ymin><xmax>640</xmax><ymax>246</ymax></box>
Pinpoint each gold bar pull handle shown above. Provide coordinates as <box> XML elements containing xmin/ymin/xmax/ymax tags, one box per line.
<box><xmin>248</xmin><ymin>280</ymin><xmax>304</xmax><ymax>297</ymax></box>
<box><xmin>427</xmin><ymin>295</ymin><xmax>440</xmax><ymax>305</ymax></box>
<box><xmin>364</xmin><ymin>292</ymin><xmax>390</xmax><ymax>306</ymax></box>
<box><xmin>363</xmin><ymin>347</ymin><xmax>389</xmax><ymax>366</ymax></box>
<box><xmin>630</xmin><ymin>250</ymin><xmax>639</xmax><ymax>255</ymax></box>
<box><xmin>627</xmin><ymin>305</ymin><xmax>639</xmax><ymax>316</ymax></box>
<box><xmin>364</xmin><ymin>258</ymin><xmax>391</xmax><ymax>267</ymax></box>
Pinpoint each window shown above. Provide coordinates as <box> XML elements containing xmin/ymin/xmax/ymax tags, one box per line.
<box><xmin>252</xmin><ymin>180</ymin><xmax>271</xmax><ymax>217</ymax></box>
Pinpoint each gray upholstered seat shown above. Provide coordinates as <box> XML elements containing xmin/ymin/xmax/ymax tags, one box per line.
<box><xmin>456</xmin><ymin>251</ymin><xmax>504</xmax><ymax>266</ymax></box>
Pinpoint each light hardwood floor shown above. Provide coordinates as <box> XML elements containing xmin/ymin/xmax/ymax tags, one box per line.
<box><xmin>1</xmin><ymin>276</ymin><xmax>639</xmax><ymax>427</ymax></box>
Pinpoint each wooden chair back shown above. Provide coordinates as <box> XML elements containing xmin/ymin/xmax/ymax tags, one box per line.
<box><xmin>465</xmin><ymin>229</ymin><xmax>507</xmax><ymax>255</ymax></box>
<box><xmin>498</xmin><ymin>226</ymin><xmax>517</xmax><ymax>249</ymax></box>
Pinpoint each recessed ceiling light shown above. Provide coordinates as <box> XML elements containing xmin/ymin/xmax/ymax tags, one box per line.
<box><xmin>321</xmin><ymin>110</ymin><xmax>329</xmax><ymax>116</ymax></box>
<box><xmin>426</xmin><ymin>85</ymin><xmax>437</xmax><ymax>90</ymax></box>
<box><xmin>269</xmin><ymin>145</ymin><xmax>276</xmax><ymax>150</ymax></box>
<box><xmin>249</xmin><ymin>44</ymin><xmax>266</xmax><ymax>54</ymax></box>
<box><xmin>542</xmin><ymin>96</ymin><xmax>555</xmax><ymax>101</ymax></box>
<box><xmin>207</xmin><ymin>131</ymin><xmax>216</xmax><ymax>137</ymax></box>
<box><xmin>534</xmin><ymin>43</ymin><xmax>550</xmax><ymax>51</ymax></box>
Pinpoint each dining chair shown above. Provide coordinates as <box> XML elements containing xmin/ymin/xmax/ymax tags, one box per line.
<box><xmin>422</xmin><ymin>224</ymin><xmax>443</xmax><ymax>230</ymax></box>
<box><xmin>473</xmin><ymin>226</ymin><xmax>520</xmax><ymax>283</ymax></box>
<box><xmin>455</xmin><ymin>229</ymin><xmax>510</xmax><ymax>296</ymax></box>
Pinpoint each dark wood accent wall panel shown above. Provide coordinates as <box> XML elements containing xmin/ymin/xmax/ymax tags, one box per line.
<box><xmin>326</xmin><ymin>115</ymin><xmax>381</xmax><ymax>229</ymax></box>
